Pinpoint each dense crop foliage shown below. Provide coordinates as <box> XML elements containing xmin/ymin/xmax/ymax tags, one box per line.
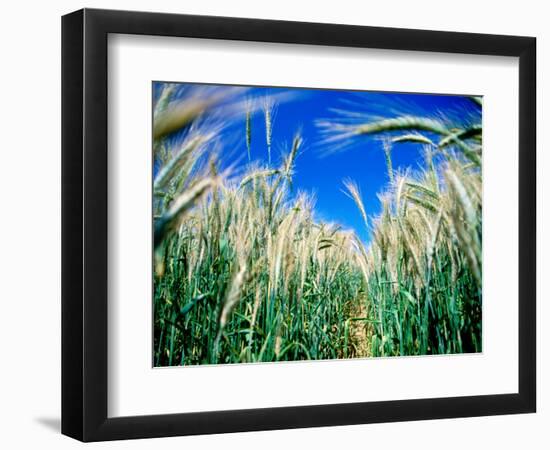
<box><xmin>153</xmin><ymin>84</ymin><xmax>482</xmax><ymax>366</ymax></box>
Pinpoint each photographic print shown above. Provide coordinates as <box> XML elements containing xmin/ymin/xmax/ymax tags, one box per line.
<box><xmin>152</xmin><ymin>82</ymin><xmax>482</xmax><ymax>367</ymax></box>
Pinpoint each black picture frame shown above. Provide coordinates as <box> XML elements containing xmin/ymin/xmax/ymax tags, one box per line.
<box><xmin>62</xmin><ymin>8</ymin><xmax>536</xmax><ymax>442</ymax></box>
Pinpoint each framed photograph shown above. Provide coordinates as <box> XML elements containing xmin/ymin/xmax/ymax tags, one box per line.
<box><xmin>61</xmin><ymin>8</ymin><xmax>536</xmax><ymax>442</ymax></box>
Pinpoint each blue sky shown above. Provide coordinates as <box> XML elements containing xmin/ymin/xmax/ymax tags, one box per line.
<box><xmin>154</xmin><ymin>82</ymin><xmax>480</xmax><ymax>243</ymax></box>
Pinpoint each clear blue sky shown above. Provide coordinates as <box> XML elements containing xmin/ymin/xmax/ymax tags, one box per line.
<box><xmin>154</xmin><ymin>82</ymin><xmax>480</xmax><ymax>243</ymax></box>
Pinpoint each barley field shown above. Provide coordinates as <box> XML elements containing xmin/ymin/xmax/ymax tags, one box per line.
<box><xmin>152</xmin><ymin>83</ymin><xmax>482</xmax><ymax>366</ymax></box>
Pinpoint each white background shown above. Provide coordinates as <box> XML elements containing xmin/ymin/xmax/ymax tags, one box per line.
<box><xmin>109</xmin><ymin>35</ymin><xmax>518</xmax><ymax>417</ymax></box>
<box><xmin>0</xmin><ymin>0</ymin><xmax>547</xmax><ymax>448</ymax></box>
